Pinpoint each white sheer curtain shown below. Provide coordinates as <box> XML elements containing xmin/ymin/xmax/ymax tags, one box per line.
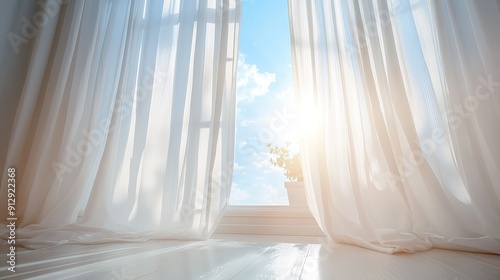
<box><xmin>0</xmin><ymin>0</ymin><xmax>240</xmax><ymax>248</ymax></box>
<box><xmin>289</xmin><ymin>0</ymin><xmax>500</xmax><ymax>254</ymax></box>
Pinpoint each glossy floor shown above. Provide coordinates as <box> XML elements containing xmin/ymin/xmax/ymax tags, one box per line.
<box><xmin>1</xmin><ymin>234</ymin><xmax>500</xmax><ymax>279</ymax></box>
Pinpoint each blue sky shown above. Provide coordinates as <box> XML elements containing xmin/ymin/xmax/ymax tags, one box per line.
<box><xmin>229</xmin><ymin>0</ymin><xmax>301</xmax><ymax>205</ymax></box>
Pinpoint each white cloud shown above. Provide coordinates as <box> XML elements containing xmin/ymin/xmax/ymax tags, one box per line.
<box><xmin>254</xmin><ymin>183</ymin><xmax>289</xmax><ymax>205</ymax></box>
<box><xmin>251</xmin><ymin>151</ymin><xmax>282</xmax><ymax>174</ymax></box>
<box><xmin>237</xmin><ymin>53</ymin><xmax>276</xmax><ymax>103</ymax></box>
<box><xmin>251</xmin><ymin>151</ymin><xmax>271</xmax><ymax>169</ymax></box>
<box><xmin>277</xmin><ymin>85</ymin><xmax>293</xmax><ymax>100</ymax></box>
<box><xmin>229</xmin><ymin>182</ymin><xmax>289</xmax><ymax>205</ymax></box>
<box><xmin>233</xmin><ymin>163</ymin><xmax>244</xmax><ymax>171</ymax></box>
<box><xmin>240</xmin><ymin>119</ymin><xmax>257</xmax><ymax>127</ymax></box>
<box><xmin>229</xmin><ymin>185</ymin><xmax>250</xmax><ymax>204</ymax></box>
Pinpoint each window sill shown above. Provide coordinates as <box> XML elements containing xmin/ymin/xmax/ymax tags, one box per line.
<box><xmin>214</xmin><ymin>205</ymin><xmax>324</xmax><ymax>236</ymax></box>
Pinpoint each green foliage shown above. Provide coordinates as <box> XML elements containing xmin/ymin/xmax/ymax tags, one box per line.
<box><xmin>266</xmin><ymin>142</ymin><xmax>303</xmax><ymax>182</ymax></box>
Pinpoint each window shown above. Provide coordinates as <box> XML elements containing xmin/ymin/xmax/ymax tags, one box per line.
<box><xmin>229</xmin><ymin>0</ymin><xmax>300</xmax><ymax>206</ymax></box>
<box><xmin>218</xmin><ymin>0</ymin><xmax>323</xmax><ymax>236</ymax></box>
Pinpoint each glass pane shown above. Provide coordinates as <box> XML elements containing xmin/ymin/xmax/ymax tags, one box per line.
<box><xmin>230</xmin><ymin>0</ymin><xmax>301</xmax><ymax>205</ymax></box>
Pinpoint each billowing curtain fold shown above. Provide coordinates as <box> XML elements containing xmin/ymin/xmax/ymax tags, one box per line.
<box><xmin>0</xmin><ymin>0</ymin><xmax>241</xmax><ymax>248</ymax></box>
<box><xmin>289</xmin><ymin>0</ymin><xmax>500</xmax><ymax>253</ymax></box>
